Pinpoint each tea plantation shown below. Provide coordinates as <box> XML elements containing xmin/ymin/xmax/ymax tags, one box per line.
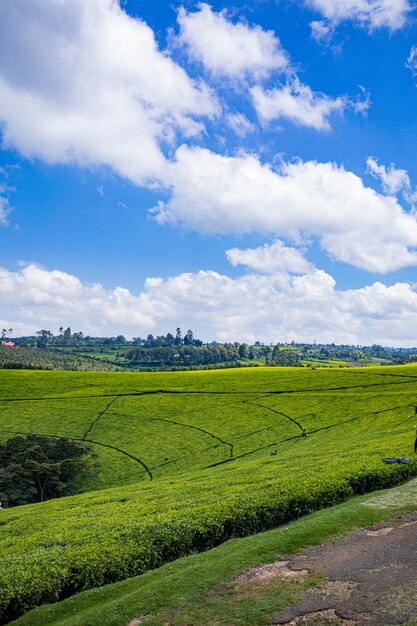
<box><xmin>1</xmin><ymin>366</ymin><xmax>417</xmax><ymax>623</ymax></box>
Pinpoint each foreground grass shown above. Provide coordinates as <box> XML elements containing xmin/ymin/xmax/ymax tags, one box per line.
<box><xmin>11</xmin><ymin>477</ymin><xmax>417</xmax><ymax>626</ymax></box>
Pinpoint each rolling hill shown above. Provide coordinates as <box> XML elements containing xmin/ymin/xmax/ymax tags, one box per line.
<box><xmin>1</xmin><ymin>366</ymin><xmax>417</xmax><ymax>623</ymax></box>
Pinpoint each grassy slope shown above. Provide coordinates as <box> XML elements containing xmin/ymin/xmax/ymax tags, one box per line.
<box><xmin>2</xmin><ymin>366</ymin><xmax>417</xmax><ymax>622</ymax></box>
<box><xmin>11</xmin><ymin>477</ymin><xmax>417</xmax><ymax>626</ymax></box>
<box><xmin>2</xmin><ymin>366</ymin><xmax>417</xmax><ymax>488</ymax></box>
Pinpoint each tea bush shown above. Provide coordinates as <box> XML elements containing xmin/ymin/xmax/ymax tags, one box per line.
<box><xmin>1</xmin><ymin>366</ymin><xmax>417</xmax><ymax>622</ymax></box>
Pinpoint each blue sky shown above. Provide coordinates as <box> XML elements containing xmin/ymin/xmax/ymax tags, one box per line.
<box><xmin>1</xmin><ymin>0</ymin><xmax>417</xmax><ymax>344</ymax></box>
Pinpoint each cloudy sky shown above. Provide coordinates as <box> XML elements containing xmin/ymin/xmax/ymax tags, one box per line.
<box><xmin>1</xmin><ymin>0</ymin><xmax>417</xmax><ymax>344</ymax></box>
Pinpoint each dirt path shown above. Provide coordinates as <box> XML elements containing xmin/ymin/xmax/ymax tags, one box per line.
<box><xmin>271</xmin><ymin>511</ymin><xmax>417</xmax><ymax>625</ymax></box>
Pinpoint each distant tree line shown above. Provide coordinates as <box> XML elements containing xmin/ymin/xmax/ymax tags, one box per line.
<box><xmin>7</xmin><ymin>326</ymin><xmax>417</xmax><ymax>370</ymax></box>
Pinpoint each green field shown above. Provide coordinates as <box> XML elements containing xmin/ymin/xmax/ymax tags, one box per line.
<box><xmin>1</xmin><ymin>366</ymin><xmax>417</xmax><ymax>623</ymax></box>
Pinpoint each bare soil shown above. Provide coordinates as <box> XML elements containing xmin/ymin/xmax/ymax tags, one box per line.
<box><xmin>271</xmin><ymin>511</ymin><xmax>417</xmax><ymax>625</ymax></box>
<box><xmin>128</xmin><ymin>511</ymin><xmax>417</xmax><ymax>626</ymax></box>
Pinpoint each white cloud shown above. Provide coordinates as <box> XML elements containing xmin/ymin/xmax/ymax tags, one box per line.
<box><xmin>177</xmin><ymin>4</ymin><xmax>357</xmax><ymax>132</ymax></box>
<box><xmin>176</xmin><ymin>3</ymin><xmax>288</xmax><ymax>79</ymax></box>
<box><xmin>251</xmin><ymin>79</ymin><xmax>347</xmax><ymax>131</ymax></box>
<box><xmin>406</xmin><ymin>45</ymin><xmax>417</xmax><ymax>77</ymax></box>
<box><xmin>0</xmin><ymin>192</ymin><xmax>10</xmax><ymax>225</ymax></box>
<box><xmin>0</xmin><ymin>264</ymin><xmax>154</xmax><ymax>334</ymax></box>
<box><xmin>4</xmin><ymin>262</ymin><xmax>417</xmax><ymax>346</ymax></box>
<box><xmin>304</xmin><ymin>0</ymin><xmax>411</xmax><ymax>35</ymax></box>
<box><xmin>310</xmin><ymin>19</ymin><xmax>334</xmax><ymax>44</ymax></box>
<box><xmin>226</xmin><ymin>240</ymin><xmax>313</xmax><ymax>275</ymax></box>
<box><xmin>152</xmin><ymin>146</ymin><xmax>417</xmax><ymax>273</ymax></box>
<box><xmin>366</xmin><ymin>157</ymin><xmax>410</xmax><ymax>195</ymax></box>
<box><xmin>366</xmin><ymin>157</ymin><xmax>417</xmax><ymax>204</ymax></box>
<box><xmin>0</xmin><ymin>0</ymin><xmax>218</xmax><ymax>185</ymax></box>
<box><xmin>352</xmin><ymin>86</ymin><xmax>372</xmax><ymax>114</ymax></box>
<box><xmin>0</xmin><ymin>176</ymin><xmax>13</xmax><ymax>225</ymax></box>
<box><xmin>225</xmin><ymin>113</ymin><xmax>256</xmax><ymax>137</ymax></box>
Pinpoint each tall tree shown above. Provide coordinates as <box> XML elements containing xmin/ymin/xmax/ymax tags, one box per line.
<box><xmin>174</xmin><ymin>327</ymin><xmax>182</xmax><ymax>345</ymax></box>
<box><xmin>238</xmin><ymin>343</ymin><xmax>248</xmax><ymax>359</ymax></box>
<box><xmin>165</xmin><ymin>332</ymin><xmax>175</xmax><ymax>345</ymax></box>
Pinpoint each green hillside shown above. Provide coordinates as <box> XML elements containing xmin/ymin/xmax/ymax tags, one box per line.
<box><xmin>11</xmin><ymin>477</ymin><xmax>417</xmax><ymax>626</ymax></box>
<box><xmin>1</xmin><ymin>366</ymin><xmax>417</xmax><ymax>623</ymax></box>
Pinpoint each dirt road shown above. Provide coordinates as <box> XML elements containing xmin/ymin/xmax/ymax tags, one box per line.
<box><xmin>271</xmin><ymin>511</ymin><xmax>417</xmax><ymax>625</ymax></box>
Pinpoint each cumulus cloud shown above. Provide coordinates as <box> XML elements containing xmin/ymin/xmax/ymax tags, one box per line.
<box><xmin>226</xmin><ymin>240</ymin><xmax>313</xmax><ymax>275</ymax></box>
<box><xmin>0</xmin><ymin>264</ymin><xmax>154</xmax><ymax>334</ymax></box>
<box><xmin>4</xmin><ymin>261</ymin><xmax>417</xmax><ymax>346</ymax></box>
<box><xmin>304</xmin><ymin>0</ymin><xmax>411</xmax><ymax>38</ymax></box>
<box><xmin>176</xmin><ymin>3</ymin><xmax>288</xmax><ymax>79</ymax></box>
<box><xmin>176</xmin><ymin>3</ymin><xmax>355</xmax><ymax>131</ymax></box>
<box><xmin>251</xmin><ymin>79</ymin><xmax>347</xmax><ymax>131</ymax></box>
<box><xmin>152</xmin><ymin>146</ymin><xmax>417</xmax><ymax>273</ymax></box>
<box><xmin>0</xmin><ymin>0</ymin><xmax>218</xmax><ymax>185</ymax></box>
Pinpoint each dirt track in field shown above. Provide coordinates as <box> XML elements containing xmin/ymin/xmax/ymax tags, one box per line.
<box><xmin>270</xmin><ymin>511</ymin><xmax>417</xmax><ymax>626</ymax></box>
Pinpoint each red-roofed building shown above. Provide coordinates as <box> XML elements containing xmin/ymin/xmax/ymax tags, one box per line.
<box><xmin>2</xmin><ymin>341</ymin><xmax>16</xmax><ymax>348</ymax></box>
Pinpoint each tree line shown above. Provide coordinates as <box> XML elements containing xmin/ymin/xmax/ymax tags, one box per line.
<box><xmin>6</xmin><ymin>326</ymin><xmax>417</xmax><ymax>369</ymax></box>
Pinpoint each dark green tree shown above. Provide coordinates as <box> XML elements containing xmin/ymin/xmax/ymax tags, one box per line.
<box><xmin>0</xmin><ymin>435</ymin><xmax>98</xmax><ymax>507</ymax></box>
<box><xmin>165</xmin><ymin>332</ymin><xmax>175</xmax><ymax>345</ymax></box>
<box><xmin>238</xmin><ymin>343</ymin><xmax>248</xmax><ymax>359</ymax></box>
<box><xmin>63</xmin><ymin>327</ymin><xmax>72</xmax><ymax>342</ymax></box>
<box><xmin>272</xmin><ymin>349</ymin><xmax>301</xmax><ymax>367</ymax></box>
<box><xmin>174</xmin><ymin>327</ymin><xmax>182</xmax><ymax>345</ymax></box>
<box><xmin>35</xmin><ymin>329</ymin><xmax>53</xmax><ymax>348</ymax></box>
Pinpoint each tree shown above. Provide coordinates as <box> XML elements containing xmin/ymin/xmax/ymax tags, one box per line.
<box><xmin>63</xmin><ymin>327</ymin><xmax>72</xmax><ymax>345</ymax></box>
<box><xmin>165</xmin><ymin>333</ymin><xmax>175</xmax><ymax>346</ymax></box>
<box><xmin>183</xmin><ymin>329</ymin><xmax>194</xmax><ymax>345</ymax></box>
<box><xmin>271</xmin><ymin>344</ymin><xmax>280</xmax><ymax>361</ymax></box>
<box><xmin>238</xmin><ymin>343</ymin><xmax>248</xmax><ymax>359</ymax></box>
<box><xmin>0</xmin><ymin>436</ymin><xmax>98</xmax><ymax>507</ymax></box>
<box><xmin>36</xmin><ymin>329</ymin><xmax>53</xmax><ymax>348</ymax></box>
<box><xmin>174</xmin><ymin>327</ymin><xmax>182</xmax><ymax>345</ymax></box>
<box><xmin>272</xmin><ymin>349</ymin><xmax>301</xmax><ymax>367</ymax></box>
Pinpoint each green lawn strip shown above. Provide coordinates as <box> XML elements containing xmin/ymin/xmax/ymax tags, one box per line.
<box><xmin>11</xmin><ymin>477</ymin><xmax>417</xmax><ymax>626</ymax></box>
<box><xmin>143</xmin><ymin>572</ymin><xmax>324</xmax><ymax>626</ymax></box>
